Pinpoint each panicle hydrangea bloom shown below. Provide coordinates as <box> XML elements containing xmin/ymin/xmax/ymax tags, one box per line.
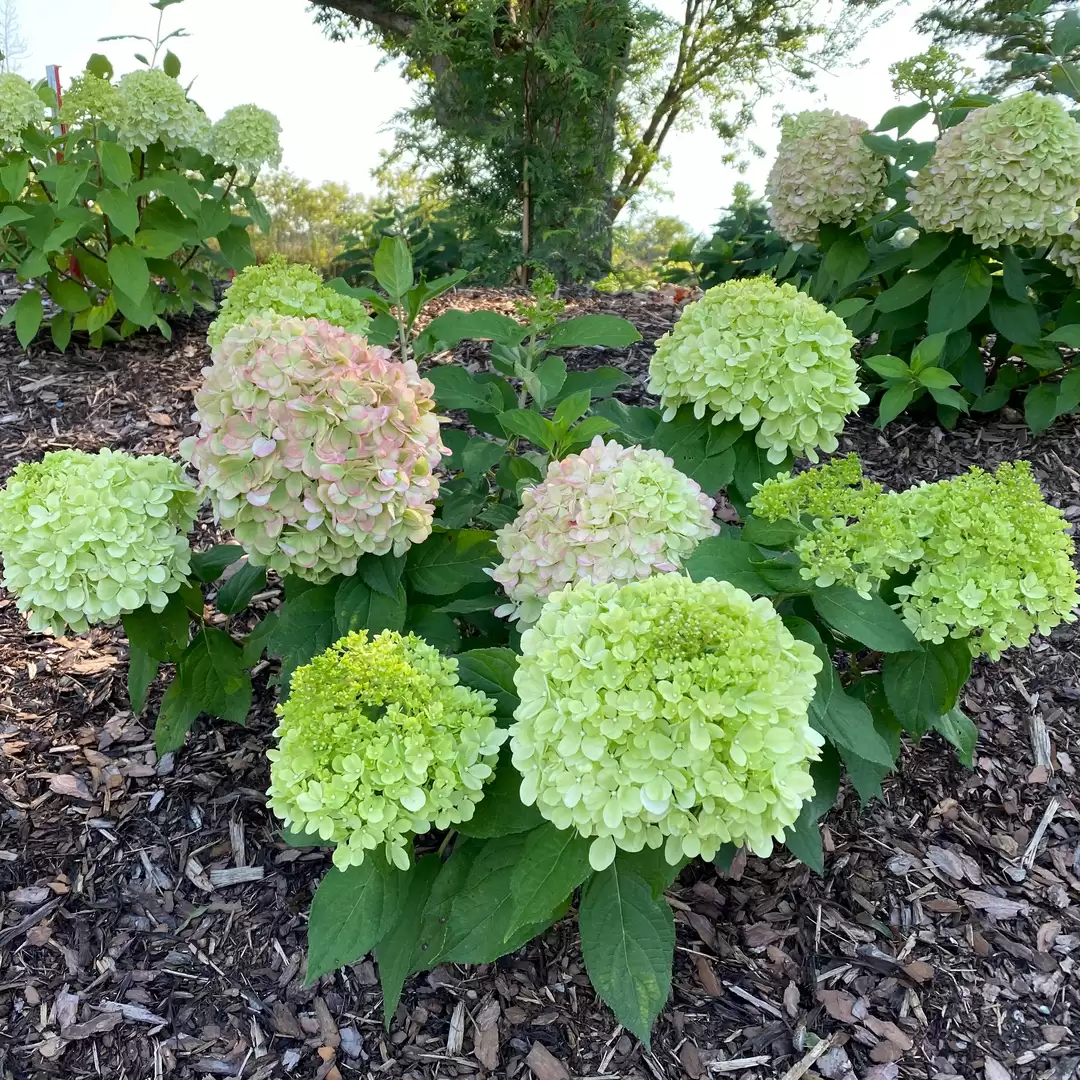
<box><xmin>0</xmin><ymin>448</ymin><xmax>197</xmax><ymax>635</ymax></box>
<box><xmin>209</xmin><ymin>104</ymin><xmax>282</xmax><ymax>175</ymax></box>
<box><xmin>892</xmin><ymin>461</ymin><xmax>1078</xmax><ymax>659</ymax></box>
<box><xmin>1048</xmin><ymin>221</ymin><xmax>1080</xmax><ymax>281</ymax></box>
<box><xmin>181</xmin><ymin>315</ymin><xmax>446</xmax><ymax>582</ymax></box>
<box><xmin>267</xmin><ymin>630</ymin><xmax>506</xmax><ymax>871</ymax></box>
<box><xmin>648</xmin><ymin>278</ymin><xmax>868</xmax><ymax>463</ymax></box>
<box><xmin>207</xmin><ymin>256</ymin><xmax>371</xmax><ymax>347</ymax></box>
<box><xmin>0</xmin><ymin>72</ymin><xmax>46</xmax><ymax>144</ymax></box>
<box><xmin>58</xmin><ymin>71</ymin><xmax>122</xmax><ymax>128</ymax></box>
<box><xmin>510</xmin><ymin>573</ymin><xmax>824</xmax><ymax>871</ymax></box>
<box><xmin>908</xmin><ymin>93</ymin><xmax>1080</xmax><ymax>248</ymax></box>
<box><xmin>765</xmin><ymin>110</ymin><xmax>887</xmax><ymax>243</ymax></box>
<box><xmin>489</xmin><ymin>437</ymin><xmax>719</xmax><ymax>625</ymax></box>
<box><xmin>113</xmin><ymin>68</ymin><xmax>209</xmax><ymax>152</ymax></box>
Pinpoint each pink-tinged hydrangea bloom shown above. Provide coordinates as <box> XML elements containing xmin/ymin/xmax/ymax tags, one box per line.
<box><xmin>181</xmin><ymin>315</ymin><xmax>447</xmax><ymax>582</ymax></box>
<box><xmin>489</xmin><ymin>437</ymin><xmax>718</xmax><ymax>625</ymax></box>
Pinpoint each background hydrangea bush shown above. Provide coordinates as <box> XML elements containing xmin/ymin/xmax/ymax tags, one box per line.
<box><xmin>1</xmin><ymin>232</ymin><xmax>1076</xmax><ymax>1045</ymax></box>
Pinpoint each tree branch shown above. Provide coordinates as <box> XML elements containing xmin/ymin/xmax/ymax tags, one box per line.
<box><xmin>307</xmin><ymin>0</ymin><xmax>416</xmax><ymax>38</ymax></box>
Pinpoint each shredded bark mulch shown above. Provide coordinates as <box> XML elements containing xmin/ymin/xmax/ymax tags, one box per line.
<box><xmin>0</xmin><ymin>288</ymin><xmax>1078</xmax><ymax>1080</ymax></box>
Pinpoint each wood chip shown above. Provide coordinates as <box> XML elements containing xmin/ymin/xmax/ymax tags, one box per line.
<box><xmin>313</xmin><ymin>997</ymin><xmax>339</xmax><ymax>1049</ymax></box>
<box><xmin>7</xmin><ymin>887</ymin><xmax>49</xmax><ymax>906</ymax></box>
<box><xmin>902</xmin><ymin>960</ymin><xmax>934</xmax><ymax>984</ymax></box>
<box><xmin>863</xmin><ymin>1015</ymin><xmax>914</xmax><ymax>1051</ymax></box>
<box><xmin>694</xmin><ymin>954</ymin><xmax>722</xmax><ymax>996</ymax></box>
<box><xmin>927</xmin><ymin>844</ymin><xmax>982</xmax><ymax>884</ymax></box>
<box><xmin>985</xmin><ymin>1058</ymin><xmax>1012</xmax><ymax>1080</ymax></box>
<box><xmin>207</xmin><ymin>866</ymin><xmax>265</xmax><ymax>887</ymax></box>
<box><xmin>446</xmin><ymin>999</ymin><xmax>466</xmax><ymax>1056</ymax></box>
<box><xmin>47</xmin><ymin>774</ymin><xmax>93</xmax><ymax>800</ymax></box>
<box><xmin>960</xmin><ymin>889</ymin><xmax>1031</xmax><ymax>919</ymax></box>
<box><xmin>679</xmin><ymin>1041</ymin><xmax>704</xmax><ymax>1079</ymax></box>
<box><xmin>526</xmin><ymin>1041</ymin><xmax>570</xmax><ymax>1080</ymax></box>
<box><xmin>816</xmin><ymin>989</ymin><xmax>863</xmax><ymax>1024</ymax></box>
<box><xmin>471</xmin><ymin>998</ymin><xmax>500</xmax><ymax>1071</ymax></box>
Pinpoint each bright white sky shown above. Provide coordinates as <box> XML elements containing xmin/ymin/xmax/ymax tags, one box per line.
<box><xmin>21</xmin><ymin>0</ymin><xmax>942</xmax><ymax>234</ymax></box>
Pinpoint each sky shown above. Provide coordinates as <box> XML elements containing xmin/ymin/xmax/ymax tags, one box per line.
<box><xmin>18</xmin><ymin>0</ymin><xmax>942</xmax><ymax>234</ymax></box>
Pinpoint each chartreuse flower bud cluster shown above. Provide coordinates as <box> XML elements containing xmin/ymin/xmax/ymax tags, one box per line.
<box><xmin>490</xmin><ymin>437</ymin><xmax>719</xmax><ymax>625</ymax></box>
<box><xmin>765</xmin><ymin>110</ymin><xmax>887</xmax><ymax>243</ymax></box>
<box><xmin>648</xmin><ymin>278</ymin><xmax>868</xmax><ymax>464</ymax></box>
<box><xmin>209</xmin><ymin>104</ymin><xmax>282</xmax><ymax>176</ymax></box>
<box><xmin>58</xmin><ymin>71</ymin><xmax>122</xmax><ymax>129</ymax></box>
<box><xmin>112</xmin><ymin>68</ymin><xmax>210</xmax><ymax>152</ymax></box>
<box><xmin>267</xmin><ymin>631</ymin><xmax>506</xmax><ymax>871</ymax></box>
<box><xmin>182</xmin><ymin>315</ymin><xmax>445</xmax><ymax>582</ymax></box>
<box><xmin>908</xmin><ymin>93</ymin><xmax>1080</xmax><ymax>248</ymax></box>
<box><xmin>0</xmin><ymin>72</ymin><xmax>46</xmax><ymax>145</ymax></box>
<box><xmin>0</xmin><ymin>448</ymin><xmax>198</xmax><ymax>635</ymax></box>
<box><xmin>207</xmin><ymin>257</ymin><xmax>371</xmax><ymax>347</ymax></box>
<box><xmin>752</xmin><ymin>457</ymin><xmax>1078</xmax><ymax>658</ymax></box>
<box><xmin>510</xmin><ymin>574</ymin><xmax>824</xmax><ymax>871</ymax></box>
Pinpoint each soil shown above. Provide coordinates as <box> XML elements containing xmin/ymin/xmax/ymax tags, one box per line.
<box><xmin>0</xmin><ymin>287</ymin><xmax>1078</xmax><ymax>1080</ymax></box>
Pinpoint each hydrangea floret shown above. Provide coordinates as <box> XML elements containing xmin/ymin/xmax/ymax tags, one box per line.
<box><xmin>209</xmin><ymin>104</ymin><xmax>282</xmax><ymax>176</ymax></box>
<box><xmin>1048</xmin><ymin>221</ymin><xmax>1080</xmax><ymax>282</ymax></box>
<box><xmin>113</xmin><ymin>68</ymin><xmax>209</xmax><ymax>152</ymax></box>
<box><xmin>267</xmin><ymin>630</ymin><xmax>506</xmax><ymax>871</ymax></box>
<box><xmin>510</xmin><ymin>573</ymin><xmax>824</xmax><ymax>871</ymax></box>
<box><xmin>0</xmin><ymin>448</ymin><xmax>198</xmax><ymax>635</ymax></box>
<box><xmin>0</xmin><ymin>72</ymin><xmax>46</xmax><ymax>145</ymax></box>
<box><xmin>58</xmin><ymin>71</ymin><xmax>122</xmax><ymax>129</ymax></box>
<box><xmin>765</xmin><ymin>109</ymin><xmax>887</xmax><ymax>243</ymax></box>
<box><xmin>181</xmin><ymin>315</ymin><xmax>446</xmax><ymax>582</ymax></box>
<box><xmin>207</xmin><ymin>256</ymin><xmax>371</xmax><ymax>347</ymax></box>
<box><xmin>647</xmin><ymin>278</ymin><xmax>868</xmax><ymax>463</ymax></box>
<box><xmin>489</xmin><ymin>437</ymin><xmax>719</xmax><ymax>625</ymax></box>
<box><xmin>907</xmin><ymin>92</ymin><xmax>1080</xmax><ymax>248</ymax></box>
<box><xmin>752</xmin><ymin>457</ymin><xmax>1079</xmax><ymax>658</ymax></box>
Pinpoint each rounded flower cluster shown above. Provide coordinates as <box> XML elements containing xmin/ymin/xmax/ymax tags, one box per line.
<box><xmin>893</xmin><ymin>462</ymin><xmax>1078</xmax><ymax>658</ymax></box>
<box><xmin>181</xmin><ymin>315</ymin><xmax>446</xmax><ymax>582</ymax></box>
<box><xmin>1049</xmin><ymin>221</ymin><xmax>1080</xmax><ymax>282</ymax></box>
<box><xmin>510</xmin><ymin>574</ymin><xmax>824</xmax><ymax>870</ymax></box>
<box><xmin>209</xmin><ymin>104</ymin><xmax>282</xmax><ymax>176</ymax></box>
<box><xmin>207</xmin><ymin>256</ymin><xmax>371</xmax><ymax>347</ymax></box>
<box><xmin>765</xmin><ymin>110</ymin><xmax>887</xmax><ymax>243</ymax></box>
<box><xmin>0</xmin><ymin>448</ymin><xmax>198</xmax><ymax>635</ymax></box>
<box><xmin>0</xmin><ymin>72</ymin><xmax>45</xmax><ymax>145</ymax></box>
<box><xmin>908</xmin><ymin>93</ymin><xmax>1080</xmax><ymax>248</ymax></box>
<box><xmin>58</xmin><ymin>71</ymin><xmax>122</xmax><ymax>129</ymax></box>
<box><xmin>267</xmin><ymin>630</ymin><xmax>506</xmax><ymax>871</ymax></box>
<box><xmin>113</xmin><ymin>68</ymin><xmax>209</xmax><ymax>152</ymax></box>
<box><xmin>489</xmin><ymin>437</ymin><xmax>719</xmax><ymax>625</ymax></box>
<box><xmin>648</xmin><ymin>278</ymin><xmax>868</xmax><ymax>463</ymax></box>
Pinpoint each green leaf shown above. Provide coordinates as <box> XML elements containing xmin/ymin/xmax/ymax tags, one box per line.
<box><xmin>593</xmin><ymin>399</ymin><xmax>660</xmax><ymax>443</ymax></box>
<box><xmin>499</xmin><ymin>408</ymin><xmax>556</xmax><ymax>450</ymax></box>
<box><xmin>53</xmin><ymin>164</ymin><xmax>89</xmax><ymax>207</ymax></box>
<box><xmin>930</xmin><ymin>707</ymin><xmax>978</xmax><ymax>767</ymax></box>
<box><xmin>405</xmin><ymin>530</ymin><xmax>495</xmax><ymax>596</ymax></box>
<box><xmin>990</xmin><ymin>292</ymin><xmax>1041</xmax><ymax>347</ymax></box>
<box><xmin>876</xmin><ymin>382</ymin><xmax>917</xmax><ymax>427</ymax></box>
<box><xmin>811</xmin><ymin>586</ymin><xmax>919</xmax><ymax>652</ymax></box>
<box><xmin>95</xmin><ymin>189</ymin><xmax>140</xmax><ymax>239</ymax></box>
<box><xmin>154</xmin><ymin>172</ymin><xmax>202</xmax><ymax>219</ymax></box>
<box><xmin>427</xmin><ymin>366</ymin><xmax>504</xmax><ymax>412</ymax></box>
<box><xmin>864</xmin><ymin>354</ymin><xmax>912</xmax><ymax>380</ymax></box>
<box><xmin>307</xmin><ymin>854</ymin><xmax>408</xmax><ymax>982</ymax></box>
<box><xmin>127</xmin><ymin>644</ymin><xmax>159</xmax><ymax>714</ymax></box>
<box><xmin>910</xmin><ymin>332</ymin><xmax>948</xmax><ymax>373</ymax></box>
<box><xmin>374</xmin><ymin>855</ymin><xmax>441</xmax><ymax>1024</ymax></box>
<box><xmin>12</xmin><ymin>289</ymin><xmax>42</xmax><ymax>349</ymax></box>
<box><xmin>154</xmin><ymin>676</ymin><xmax>200</xmax><ymax>755</ymax></box>
<box><xmin>106</xmin><ymin>245</ymin><xmax>150</xmax><ymax>305</ymax></box>
<box><xmin>216</xmin><ymin>224</ymin><xmax>253</xmax><ymax>271</ymax></box>
<box><xmin>1045</xmin><ymin>324</ymin><xmax>1080</xmax><ymax>348</ymax></box>
<box><xmin>782</xmin><ymin>748</ymin><xmax>841</xmax><ymax>873</ymax></box>
<box><xmin>530</xmin><ymin>353</ymin><xmax>566</xmax><ymax>409</ymax></box>
<box><xmin>882</xmin><ymin>640</ymin><xmax>971</xmax><ymax>737</ymax></box>
<box><xmin>928</xmin><ymin>386</ymin><xmax>970</xmax><ymax>413</ymax></box>
<box><xmin>917</xmin><ymin>366</ymin><xmax>958</xmax><ymax>390</ymax></box>
<box><xmin>731</xmin><ymin>433</ymin><xmax>792</xmax><ymax>503</ymax></box>
<box><xmin>550</xmin><ymin>367</ymin><xmax>630</xmax><ymax>406</ymax></box>
<box><xmin>415</xmin><ymin>309</ymin><xmax>526</xmax><ymax>356</ymax></box>
<box><xmin>457</xmin><ymin>744</ymin><xmax>543</xmax><ymax>838</ymax></box>
<box><xmin>46</xmin><ymin>275</ymin><xmax>92</xmax><ymax>313</ymax></box>
<box><xmin>50</xmin><ymin>312</ymin><xmax>72</xmax><ymax>352</ymax></box>
<box><xmin>98</xmin><ymin>141</ymin><xmax>132</xmax><ymax>188</ymax></box>
<box><xmin>1051</xmin><ymin>60</ymin><xmax>1080</xmax><ymax>99</ymax></box>
<box><xmin>683</xmin><ymin>536</ymin><xmax>773</xmax><ymax>595</ymax></box>
<box><xmin>875</xmin><ymin>101</ymin><xmax>931</xmax><ymax>135</ymax></box>
<box><xmin>179</xmin><ymin>628</ymin><xmax>252</xmax><ymax>725</ymax></box>
<box><xmin>1052</xmin><ymin>8</ymin><xmax>1080</xmax><ymax>53</ymax></box>
<box><xmin>821</xmin><ymin>233</ymin><xmax>869</xmax><ymax>294</ymax></box>
<box><xmin>508</xmin><ymin>824</ymin><xmax>592</xmax><ymax>933</ymax></box>
<box><xmin>650</xmin><ymin>407</ymin><xmax>739</xmax><ymax>491</ymax></box>
<box><xmin>456</xmin><ymin>648</ymin><xmax>519</xmax><ymax>722</ymax></box>
<box><xmin>740</xmin><ymin>514</ymin><xmax>801</xmax><ymax>548</ymax></box>
<box><xmin>334</xmin><ymin>576</ymin><xmax>406</xmax><ymax>637</ymax></box>
<box><xmin>459</xmin><ymin>437</ymin><xmax>504</xmax><ymax>479</ymax></box>
<box><xmin>1025</xmin><ymin>383</ymin><xmax>1060</xmax><ymax>435</ymax></box>
<box><xmin>162</xmin><ymin>49</ymin><xmax>181</xmax><ymax>77</ymax></box>
<box><xmin>190</xmin><ymin>544</ymin><xmax>244</xmax><ymax>582</ymax></box>
<box><xmin>1056</xmin><ymin>368</ymin><xmax>1080</xmax><ymax>415</ymax></box>
<box><xmin>356</xmin><ymin>552</ymin><xmax>405</xmax><ymax>598</ymax></box>
<box><xmin>927</xmin><ymin>258</ymin><xmax>992</xmax><ymax>335</ymax></box>
<box><xmin>123</xmin><ymin>592</ymin><xmax>190</xmax><ymax>662</ymax></box>
<box><xmin>545</xmin><ymin>314</ymin><xmax>641</xmax><ymax>349</ymax></box>
<box><xmin>269</xmin><ymin>582</ymin><xmax>339</xmax><ymax>695</ymax></box>
<box><xmin>579</xmin><ymin>865</ymin><xmax>674</xmax><ymax>1043</ymax></box>
<box><xmin>832</xmin><ymin>297</ymin><xmax>869</xmax><ymax>320</ymax></box>
<box><xmin>132</xmin><ymin>229</ymin><xmax>185</xmax><ymax>258</ymax></box>
<box><xmin>112</xmin><ymin>284</ymin><xmax>157</xmax><ymax>329</ymax></box>
<box><xmin>813</xmin><ymin>683</ymin><xmax>895</xmax><ymax>767</ymax></box>
<box><xmin>215</xmin><ymin>561</ymin><xmax>267</xmax><ymax>616</ymax></box>
<box><xmin>0</xmin><ymin>205</ymin><xmax>30</xmax><ymax>229</ymax></box>
<box><xmin>373</xmin><ymin>235</ymin><xmax>413</xmax><ymax>298</ymax></box>
<box><xmin>615</xmin><ymin>848</ymin><xmax>687</xmax><ymax>899</ymax></box>
<box><xmin>553</xmin><ymin>389</ymin><xmax>593</xmax><ymax>429</ymax></box>
<box><xmin>86</xmin><ymin>52</ymin><xmax>114</xmax><ymax>79</ymax></box>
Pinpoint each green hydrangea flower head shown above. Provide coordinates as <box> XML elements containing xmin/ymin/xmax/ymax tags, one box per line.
<box><xmin>207</xmin><ymin>256</ymin><xmax>371</xmax><ymax>346</ymax></box>
<box><xmin>209</xmin><ymin>104</ymin><xmax>282</xmax><ymax>176</ymax></box>
<box><xmin>510</xmin><ymin>573</ymin><xmax>824</xmax><ymax>871</ymax></box>
<box><xmin>267</xmin><ymin>630</ymin><xmax>506</xmax><ymax>871</ymax></box>
<box><xmin>0</xmin><ymin>72</ymin><xmax>46</xmax><ymax>145</ymax></box>
<box><xmin>490</xmin><ymin>437</ymin><xmax>719</xmax><ymax>625</ymax></box>
<box><xmin>766</xmin><ymin>110</ymin><xmax>887</xmax><ymax>243</ymax></box>
<box><xmin>647</xmin><ymin>278</ymin><xmax>868</xmax><ymax>463</ymax></box>
<box><xmin>908</xmin><ymin>92</ymin><xmax>1080</xmax><ymax>248</ymax></box>
<box><xmin>181</xmin><ymin>314</ymin><xmax>446</xmax><ymax>582</ymax></box>
<box><xmin>0</xmin><ymin>448</ymin><xmax>198</xmax><ymax>635</ymax></box>
<box><xmin>1048</xmin><ymin>220</ymin><xmax>1080</xmax><ymax>281</ymax></box>
<box><xmin>113</xmin><ymin>68</ymin><xmax>209</xmax><ymax>151</ymax></box>
<box><xmin>894</xmin><ymin>461</ymin><xmax>1078</xmax><ymax>658</ymax></box>
<box><xmin>59</xmin><ymin>71</ymin><xmax>122</xmax><ymax>128</ymax></box>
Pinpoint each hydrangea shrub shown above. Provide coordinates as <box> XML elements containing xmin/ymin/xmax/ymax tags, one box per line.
<box><xmin>0</xmin><ymin>448</ymin><xmax>197</xmax><ymax>634</ymax></box>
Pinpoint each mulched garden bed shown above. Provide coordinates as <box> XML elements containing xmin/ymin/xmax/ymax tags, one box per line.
<box><xmin>0</xmin><ymin>288</ymin><xmax>1078</xmax><ymax>1080</ymax></box>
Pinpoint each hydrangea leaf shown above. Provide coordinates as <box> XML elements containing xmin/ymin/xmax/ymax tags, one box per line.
<box><xmin>180</xmin><ymin>628</ymin><xmax>252</xmax><ymax>725</ymax></box>
<box><xmin>579</xmin><ymin>865</ymin><xmax>674</xmax><ymax>1043</ymax></box>
<box><xmin>550</xmin><ymin>367</ymin><xmax>631</xmax><ymax>406</ymax></box>
<box><xmin>810</xmin><ymin>585</ymin><xmax>920</xmax><ymax>652</ymax></box>
<box><xmin>334</xmin><ymin>576</ymin><xmax>406</xmax><ymax>638</ymax></box>
<box><xmin>190</xmin><ymin>544</ymin><xmax>245</xmax><ymax>583</ymax></box>
<box><xmin>153</xmin><ymin>676</ymin><xmax>201</xmax><ymax>755</ymax></box>
<box><xmin>405</xmin><ymin>530</ymin><xmax>496</xmax><ymax>596</ymax></box>
<box><xmin>358</xmin><ymin>552</ymin><xmax>406</xmax><ymax>598</ymax></box>
<box><xmin>123</xmin><ymin>592</ymin><xmax>190</xmax><ymax>662</ymax></box>
<box><xmin>455</xmin><ymin>649</ymin><xmax>519</xmax><ymax>723</ymax></box>
<box><xmin>456</xmin><ymin>744</ymin><xmax>544</xmax><ymax>838</ymax></box>
<box><xmin>127</xmin><ymin>644</ymin><xmax>159</xmax><ymax>715</ymax></box>
<box><xmin>927</xmin><ymin>259</ymin><xmax>992</xmax><ymax>335</ymax></box>
<box><xmin>545</xmin><ymin>314</ymin><xmax>641</xmax><ymax>349</ymax></box>
<box><xmin>507</xmin><ymin>823</ymin><xmax>593</xmax><ymax>933</ymax></box>
<box><xmin>268</xmin><ymin>581</ymin><xmax>339</xmax><ymax>696</ymax></box>
<box><xmin>930</xmin><ymin>706</ymin><xmax>979</xmax><ymax>767</ymax></box>
<box><xmin>215</xmin><ymin>561</ymin><xmax>268</xmax><ymax>616</ymax></box>
<box><xmin>683</xmin><ymin>536</ymin><xmax>774</xmax><ymax>595</ymax></box>
<box><xmin>731</xmin><ymin>433</ymin><xmax>793</xmax><ymax>505</ymax></box>
<box><xmin>882</xmin><ymin>639</ymin><xmax>972</xmax><ymax>737</ymax></box>
<box><xmin>782</xmin><ymin>747</ymin><xmax>842</xmax><ymax>873</ymax></box>
<box><xmin>616</xmin><ymin>848</ymin><xmax>689</xmax><ymax>900</ymax></box>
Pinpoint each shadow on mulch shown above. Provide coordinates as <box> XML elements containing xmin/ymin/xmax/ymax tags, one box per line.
<box><xmin>0</xmin><ymin>289</ymin><xmax>1078</xmax><ymax>1080</ymax></box>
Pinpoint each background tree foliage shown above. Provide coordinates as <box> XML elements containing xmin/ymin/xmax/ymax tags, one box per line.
<box><xmin>308</xmin><ymin>0</ymin><xmax>891</xmax><ymax>281</ymax></box>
